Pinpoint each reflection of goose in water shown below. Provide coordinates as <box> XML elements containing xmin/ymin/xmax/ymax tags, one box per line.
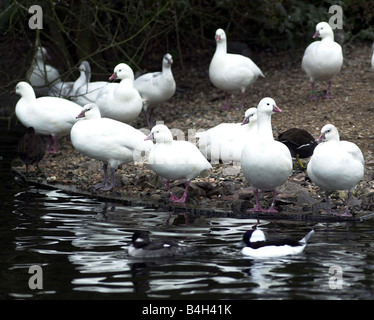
<box><xmin>165</xmin><ymin>212</ymin><xmax>189</xmax><ymax>226</ymax></box>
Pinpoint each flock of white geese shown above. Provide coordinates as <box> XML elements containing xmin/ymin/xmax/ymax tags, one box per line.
<box><xmin>15</xmin><ymin>22</ymin><xmax>365</xmax><ymax>218</ymax></box>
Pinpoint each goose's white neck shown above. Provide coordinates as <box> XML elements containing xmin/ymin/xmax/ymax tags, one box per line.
<box><xmin>21</xmin><ymin>88</ymin><xmax>37</xmax><ymax>104</ymax></box>
<box><xmin>115</xmin><ymin>78</ymin><xmax>134</xmax><ymax>97</ymax></box>
<box><xmin>256</xmin><ymin>112</ymin><xmax>274</xmax><ymax>141</ymax></box>
<box><xmin>216</xmin><ymin>40</ymin><xmax>227</xmax><ymax>56</ymax></box>
<box><xmin>162</xmin><ymin>64</ymin><xmax>173</xmax><ymax>75</ymax></box>
<box><xmin>321</xmin><ymin>33</ymin><xmax>335</xmax><ymax>42</ymax></box>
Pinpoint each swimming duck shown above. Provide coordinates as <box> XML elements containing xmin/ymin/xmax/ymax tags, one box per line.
<box><xmin>95</xmin><ymin>63</ymin><xmax>143</xmax><ymax>123</ymax></box>
<box><xmin>278</xmin><ymin>128</ymin><xmax>318</xmax><ymax>168</ymax></box>
<box><xmin>241</xmin><ymin>227</ymin><xmax>315</xmax><ymax>258</ymax></box>
<box><xmin>70</xmin><ymin>103</ymin><xmax>153</xmax><ymax>191</ymax></box>
<box><xmin>307</xmin><ymin>124</ymin><xmax>364</xmax><ymax>217</ymax></box>
<box><xmin>302</xmin><ymin>22</ymin><xmax>343</xmax><ymax>100</ymax></box>
<box><xmin>128</xmin><ymin>230</ymin><xmax>183</xmax><ymax>258</ymax></box>
<box><xmin>241</xmin><ymin>98</ymin><xmax>293</xmax><ymax>213</ymax></box>
<box><xmin>209</xmin><ymin>28</ymin><xmax>264</xmax><ymax>110</ymax></box>
<box><xmin>134</xmin><ymin>53</ymin><xmax>176</xmax><ymax>126</ymax></box>
<box><xmin>196</xmin><ymin>107</ymin><xmax>257</xmax><ymax>164</ymax></box>
<box><xmin>14</xmin><ymin>81</ymin><xmax>82</xmax><ymax>153</ymax></box>
<box><xmin>17</xmin><ymin>127</ymin><xmax>45</xmax><ymax>173</ymax></box>
<box><xmin>145</xmin><ymin>124</ymin><xmax>212</xmax><ymax>203</ymax></box>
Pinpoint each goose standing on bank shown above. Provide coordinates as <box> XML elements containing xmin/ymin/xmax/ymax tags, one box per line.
<box><xmin>134</xmin><ymin>53</ymin><xmax>176</xmax><ymax>126</ymax></box>
<box><xmin>70</xmin><ymin>103</ymin><xmax>153</xmax><ymax>191</ymax></box>
<box><xmin>241</xmin><ymin>97</ymin><xmax>292</xmax><ymax>213</ymax></box>
<box><xmin>15</xmin><ymin>81</ymin><xmax>82</xmax><ymax>153</ymax></box>
<box><xmin>72</xmin><ymin>60</ymin><xmax>108</xmax><ymax>106</ymax></box>
<box><xmin>145</xmin><ymin>124</ymin><xmax>212</xmax><ymax>203</ymax></box>
<box><xmin>28</xmin><ymin>47</ymin><xmax>61</xmax><ymax>89</ymax></box>
<box><xmin>196</xmin><ymin>107</ymin><xmax>257</xmax><ymax>164</ymax></box>
<box><xmin>307</xmin><ymin>124</ymin><xmax>364</xmax><ymax>217</ymax></box>
<box><xmin>302</xmin><ymin>22</ymin><xmax>343</xmax><ymax>100</ymax></box>
<box><xmin>27</xmin><ymin>46</ymin><xmax>73</xmax><ymax>98</ymax></box>
<box><xmin>209</xmin><ymin>28</ymin><xmax>264</xmax><ymax>110</ymax></box>
<box><xmin>95</xmin><ymin>63</ymin><xmax>143</xmax><ymax>123</ymax></box>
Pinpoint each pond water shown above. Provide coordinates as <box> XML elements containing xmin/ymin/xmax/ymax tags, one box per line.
<box><xmin>1</xmin><ymin>125</ymin><xmax>374</xmax><ymax>301</ymax></box>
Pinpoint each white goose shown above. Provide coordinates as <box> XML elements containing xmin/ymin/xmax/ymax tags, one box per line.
<box><xmin>196</xmin><ymin>107</ymin><xmax>257</xmax><ymax>164</ymax></box>
<box><xmin>28</xmin><ymin>47</ymin><xmax>74</xmax><ymax>98</ymax></box>
<box><xmin>302</xmin><ymin>22</ymin><xmax>343</xmax><ymax>100</ymax></box>
<box><xmin>209</xmin><ymin>28</ymin><xmax>264</xmax><ymax>110</ymax></box>
<box><xmin>15</xmin><ymin>81</ymin><xmax>82</xmax><ymax>153</ymax></box>
<box><xmin>307</xmin><ymin>124</ymin><xmax>364</xmax><ymax>217</ymax></box>
<box><xmin>95</xmin><ymin>63</ymin><xmax>143</xmax><ymax>123</ymax></box>
<box><xmin>134</xmin><ymin>53</ymin><xmax>176</xmax><ymax>126</ymax></box>
<box><xmin>28</xmin><ymin>47</ymin><xmax>61</xmax><ymax>88</ymax></box>
<box><xmin>72</xmin><ymin>60</ymin><xmax>108</xmax><ymax>106</ymax></box>
<box><xmin>145</xmin><ymin>124</ymin><xmax>212</xmax><ymax>203</ymax></box>
<box><xmin>241</xmin><ymin>97</ymin><xmax>292</xmax><ymax>213</ymax></box>
<box><xmin>70</xmin><ymin>103</ymin><xmax>153</xmax><ymax>191</ymax></box>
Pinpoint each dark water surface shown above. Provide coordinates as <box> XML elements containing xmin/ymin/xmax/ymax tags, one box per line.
<box><xmin>1</xmin><ymin>124</ymin><xmax>374</xmax><ymax>300</ymax></box>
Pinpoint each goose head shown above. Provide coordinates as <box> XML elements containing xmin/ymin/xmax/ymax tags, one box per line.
<box><xmin>36</xmin><ymin>47</ymin><xmax>50</xmax><ymax>61</ymax></box>
<box><xmin>241</xmin><ymin>107</ymin><xmax>257</xmax><ymax>125</ymax></box>
<box><xmin>215</xmin><ymin>28</ymin><xmax>226</xmax><ymax>43</ymax></box>
<box><xmin>317</xmin><ymin>124</ymin><xmax>340</xmax><ymax>142</ymax></box>
<box><xmin>313</xmin><ymin>22</ymin><xmax>334</xmax><ymax>39</ymax></box>
<box><xmin>79</xmin><ymin>60</ymin><xmax>91</xmax><ymax>77</ymax></box>
<box><xmin>163</xmin><ymin>53</ymin><xmax>173</xmax><ymax>66</ymax></box>
<box><xmin>257</xmin><ymin>97</ymin><xmax>282</xmax><ymax>114</ymax></box>
<box><xmin>76</xmin><ymin>103</ymin><xmax>101</xmax><ymax>120</ymax></box>
<box><xmin>15</xmin><ymin>81</ymin><xmax>36</xmax><ymax>100</ymax></box>
<box><xmin>109</xmin><ymin>63</ymin><xmax>135</xmax><ymax>82</ymax></box>
<box><xmin>145</xmin><ymin>124</ymin><xmax>173</xmax><ymax>143</ymax></box>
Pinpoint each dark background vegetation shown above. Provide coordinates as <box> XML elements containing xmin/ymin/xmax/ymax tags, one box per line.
<box><xmin>1</xmin><ymin>0</ymin><xmax>374</xmax><ymax>96</ymax></box>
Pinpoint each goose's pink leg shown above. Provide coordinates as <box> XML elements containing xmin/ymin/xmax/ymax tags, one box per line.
<box><xmin>323</xmin><ymin>80</ymin><xmax>334</xmax><ymax>99</ymax></box>
<box><xmin>46</xmin><ymin>136</ymin><xmax>58</xmax><ymax>153</ymax></box>
<box><xmin>247</xmin><ymin>189</ymin><xmax>264</xmax><ymax>212</ymax></box>
<box><xmin>321</xmin><ymin>191</ymin><xmax>334</xmax><ymax>215</ymax></box>
<box><xmin>335</xmin><ymin>191</ymin><xmax>353</xmax><ymax>217</ymax></box>
<box><xmin>266</xmin><ymin>190</ymin><xmax>279</xmax><ymax>213</ymax></box>
<box><xmin>172</xmin><ymin>180</ymin><xmax>191</xmax><ymax>203</ymax></box>
<box><xmin>311</xmin><ymin>82</ymin><xmax>318</xmax><ymax>101</ymax></box>
<box><xmin>221</xmin><ymin>92</ymin><xmax>230</xmax><ymax>110</ymax></box>
<box><xmin>94</xmin><ymin>163</ymin><xmax>116</xmax><ymax>191</ymax></box>
<box><xmin>238</xmin><ymin>89</ymin><xmax>246</xmax><ymax>110</ymax></box>
<box><xmin>166</xmin><ymin>180</ymin><xmax>179</xmax><ymax>201</ymax></box>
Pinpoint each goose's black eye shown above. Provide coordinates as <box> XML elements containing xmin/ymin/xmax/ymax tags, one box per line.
<box><xmin>267</xmin><ymin>103</ymin><xmax>270</xmax><ymax>105</ymax></box>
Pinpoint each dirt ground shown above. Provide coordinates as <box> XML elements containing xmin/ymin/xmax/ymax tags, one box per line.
<box><xmin>11</xmin><ymin>43</ymin><xmax>374</xmax><ymax>219</ymax></box>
